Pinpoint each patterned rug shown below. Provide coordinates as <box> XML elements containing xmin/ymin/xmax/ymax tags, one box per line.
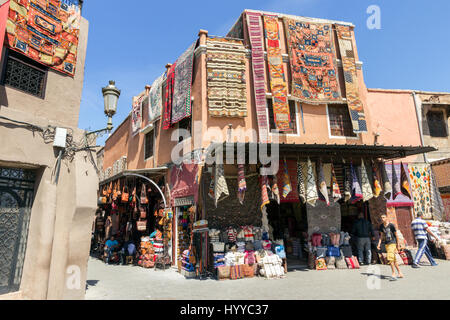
<box><xmin>335</xmin><ymin>24</ymin><xmax>367</xmax><ymax>133</ymax></box>
<box><xmin>385</xmin><ymin>163</ymin><xmax>414</xmax><ymax>208</ymax></box>
<box><xmin>263</xmin><ymin>14</ymin><xmax>290</xmax><ymax>131</ymax></box>
<box><xmin>171</xmin><ymin>42</ymin><xmax>196</xmax><ymax>125</ymax></box>
<box><xmin>276</xmin><ymin>159</ymin><xmax>299</xmax><ymax>203</ymax></box>
<box><xmin>131</xmin><ymin>94</ymin><xmax>144</xmax><ymax>137</ymax></box>
<box><xmin>163</xmin><ymin>63</ymin><xmax>176</xmax><ymax>130</ymax></box>
<box><xmin>6</xmin><ymin>0</ymin><xmax>81</xmax><ymax>76</ymax></box>
<box><xmin>305</xmin><ymin>158</ymin><xmax>318</xmax><ymax>206</ymax></box>
<box><xmin>283</xmin><ymin>18</ymin><xmax>341</xmax><ymax>104</ymax></box>
<box><xmin>206</xmin><ymin>37</ymin><xmax>247</xmax><ymax>117</ymax></box>
<box><xmin>306</xmin><ymin>201</ymin><xmax>341</xmax><ymax>236</ymax></box>
<box><xmin>408</xmin><ymin>164</ymin><xmax>432</xmax><ymax>219</ymax></box>
<box><xmin>360</xmin><ymin>159</ymin><xmax>374</xmax><ymax>202</ymax></box>
<box><xmin>148</xmin><ymin>73</ymin><xmax>166</xmax><ymax>123</ymax></box>
<box><xmin>246</xmin><ymin>11</ymin><xmax>269</xmax><ymax>142</ymax></box>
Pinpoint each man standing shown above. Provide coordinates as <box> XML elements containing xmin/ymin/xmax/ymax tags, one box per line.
<box><xmin>411</xmin><ymin>212</ymin><xmax>439</xmax><ymax>268</ymax></box>
<box><xmin>351</xmin><ymin>212</ymin><xmax>373</xmax><ymax>265</ymax></box>
<box><xmin>377</xmin><ymin>214</ymin><xmax>404</xmax><ymax>280</ymax></box>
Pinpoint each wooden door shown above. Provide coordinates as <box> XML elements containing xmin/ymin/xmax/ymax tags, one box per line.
<box><xmin>395</xmin><ymin>207</ymin><xmax>415</xmax><ymax>247</ymax></box>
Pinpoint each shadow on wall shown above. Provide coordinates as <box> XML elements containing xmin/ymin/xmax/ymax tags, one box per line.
<box><xmin>0</xmin><ymin>84</ymin><xmax>9</xmax><ymax>109</ymax></box>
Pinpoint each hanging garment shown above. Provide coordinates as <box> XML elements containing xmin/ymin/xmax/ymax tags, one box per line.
<box><xmin>271</xmin><ymin>175</ymin><xmax>280</xmax><ymax>204</ymax></box>
<box><xmin>237</xmin><ymin>164</ymin><xmax>247</xmax><ymax>204</ymax></box>
<box><xmin>213</xmin><ymin>164</ymin><xmax>229</xmax><ymax>207</ymax></box>
<box><xmin>360</xmin><ymin>159</ymin><xmax>374</xmax><ymax>202</ymax></box>
<box><xmin>400</xmin><ymin>161</ymin><xmax>411</xmax><ymax>199</ymax></box>
<box><xmin>380</xmin><ymin>162</ymin><xmax>392</xmax><ymax>200</ymax></box>
<box><xmin>131</xmin><ymin>94</ymin><xmax>144</xmax><ymax>137</ymax></box>
<box><xmin>331</xmin><ymin>163</ymin><xmax>342</xmax><ymax>202</ymax></box>
<box><xmin>297</xmin><ymin>161</ymin><xmax>306</xmax><ymax>203</ymax></box>
<box><xmin>372</xmin><ymin>161</ymin><xmax>382</xmax><ymax>198</ymax></box>
<box><xmin>162</xmin><ymin>63</ymin><xmax>177</xmax><ymax>129</ymax></box>
<box><xmin>408</xmin><ymin>164</ymin><xmax>432</xmax><ymax>219</ymax></box>
<box><xmin>350</xmin><ymin>163</ymin><xmax>363</xmax><ymax>204</ymax></box>
<box><xmin>392</xmin><ymin>161</ymin><xmax>401</xmax><ymax>200</ymax></box>
<box><xmin>260</xmin><ymin>175</ymin><xmax>270</xmax><ymax>210</ymax></box>
<box><xmin>281</xmin><ymin>158</ymin><xmax>292</xmax><ymax>198</ymax></box>
<box><xmin>430</xmin><ymin>168</ymin><xmax>445</xmax><ymax>221</ymax></box>
<box><xmin>306</xmin><ymin>158</ymin><xmax>319</xmax><ymax>206</ymax></box>
<box><xmin>317</xmin><ymin>160</ymin><xmax>330</xmax><ymax>206</ymax></box>
<box><xmin>344</xmin><ymin>165</ymin><xmax>352</xmax><ymax>202</ymax></box>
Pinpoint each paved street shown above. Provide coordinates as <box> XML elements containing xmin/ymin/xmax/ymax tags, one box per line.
<box><xmin>85</xmin><ymin>257</ymin><xmax>450</xmax><ymax>300</ymax></box>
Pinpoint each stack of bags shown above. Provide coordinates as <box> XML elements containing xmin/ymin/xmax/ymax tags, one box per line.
<box><xmin>138</xmin><ymin>237</ymin><xmax>155</xmax><ymax>268</ymax></box>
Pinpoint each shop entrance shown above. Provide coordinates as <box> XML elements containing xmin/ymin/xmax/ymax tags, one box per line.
<box><xmin>0</xmin><ymin>167</ymin><xmax>35</xmax><ymax>294</ymax></box>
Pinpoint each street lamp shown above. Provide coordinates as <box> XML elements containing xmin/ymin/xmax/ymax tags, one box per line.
<box><xmin>86</xmin><ymin>80</ymin><xmax>121</xmax><ymax>136</ymax></box>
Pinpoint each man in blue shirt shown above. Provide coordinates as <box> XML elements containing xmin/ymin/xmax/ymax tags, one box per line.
<box><xmin>104</xmin><ymin>236</ymin><xmax>119</xmax><ymax>264</ymax></box>
<box><xmin>411</xmin><ymin>212</ymin><xmax>439</xmax><ymax>268</ymax></box>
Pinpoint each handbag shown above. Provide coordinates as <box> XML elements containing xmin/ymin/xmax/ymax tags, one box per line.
<box><xmin>327</xmin><ymin>246</ymin><xmax>341</xmax><ymax>257</ymax></box>
<box><xmin>98</xmin><ymin>196</ymin><xmax>107</xmax><ymax>204</ymax></box>
<box><xmin>121</xmin><ymin>186</ymin><xmax>129</xmax><ymax>203</ymax></box>
<box><xmin>102</xmin><ymin>186</ymin><xmax>107</xmax><ymax>196</ymax></box>
<box><xmin>136</xmin><ymin>220</ymin><xmax>147</xmax><ymax>231</ymax></box>
<box><xmin>117</xmin><ymin>180</ymin><xmax>121</xmax><ymax>197</ymax></box>
<box><xmin>336</xmin><ymin>254</ymin><xmax>348</xmax><ymax>269</ymax></box>
<box><xmin>398</xmin><ymin>249</ymin><xmax>413</xmax><ymax>265</ymax></box>
<box><xmin>140</xmin><ymin>184</ymin><xmax>148</xmax><ymax>204</ymax></box>
<box><xmin>325</xmin><ymin>256</ymin><xmax>336</xmax><ymax>269</ymax></box>
<box><xmin>107</xmin><ymin>182</ymin><xmax>112</xmax><ymax>195</ymax></box>
<box><xmin>341</xmin><ymin>245</ymin><xmax>353</xmax><ymax>258</ymax></box>
<box><xmin>315</xmin><ymin>258</ymin><xmax>327</xmax><ymax>270</ymax></box>
<box><xmin>230</xmin><ymin>265</ymin><xmax>244</xmax><ymax>280</ymax></box>
<box><xmin>242</xmin><ymin>264</ymin><xmax>254</xmax><ymax>278</ymax></box>
<box><xmin>140</xmin><ymin>207</ymin><xmax>147</xmax><ymax>219</ymax></box>
<box><xmin>217</xmin><ymin>266</ymin><xmax>230</xmax><ymax>280</ymax></box>
<box><xmin>346</xmin><ymin>256</ymin><xmax>360</xmax><ymax>269</ymax></box>
<box><xmin>316</xmin><ymin>246</ymin><xmax>327</xmax><ymax>258</ymax></box>
<box><xmin>112</xmin><ymin>182</ymin><xmax>118</xmax><ymax>201</ymax></box>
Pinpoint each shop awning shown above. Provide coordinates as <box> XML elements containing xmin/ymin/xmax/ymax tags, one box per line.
<box><xmin>209</xmin><ymin>142</ymin><xmax>436</xmax><ymax>162</ymax></box>
<box><xmin>99</xmin><ymin>167</ymin><xmax>168</xmax><ymax>185</ymax></box>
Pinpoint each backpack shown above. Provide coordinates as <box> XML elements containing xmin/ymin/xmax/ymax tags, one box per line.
<box><xmin>245</xmin><ymin>251</ymin><xmax>256</xmax><ymax>265</ymax></box>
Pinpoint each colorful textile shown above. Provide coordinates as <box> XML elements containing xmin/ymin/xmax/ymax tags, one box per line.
<box><xmin>380</xmin><ymin>162</ymin><xmax>392</xmax><ymax>200</ymax></box>
<box><xmin>350</xmin><ymin>163</ymin><xmax>363</xmax><ymax>204</ymax></box>
<box><xmin>297</xmin><ymin>161</ymin><xmax>306</xmax><ymax>203</ymax></box>
<box><xmin>335</xmin><ymin>24</ymin><xmax>367</xmax><ymax>133</ymax></box>
<box><xmin>0</xmin><ymin>1</ymin><xmax>10</xmax><ymax>60</ymax></box>
<box><xmin>400</xmin><ymin>161</ymin><xmax>411</xmax><ymax>199</ymax></box>
<box><xmin>317</xmin><ymin>160</ymin><xmax>329</xmax><ymax>205</ymax></box>
<box><xmin>372</xmin><ymin>162</ymin><xmax>382</xmax><ymax>198</ymax></box>
<box><xmin>283</xmin><ymin>18</ymin><xmax>341</xmax><ymax>104</ymax></box>
<box><xmin>171</xmin><ymin>42</ymin><xmax>195</xmax><ymax>125</ymax></box>
<box><xmin>6</xmin><ymin>0</ymin><xmax>81</xmax><ymax>76</ymax></box>
<box><xmin>344</xmin><ymin>165</ymin><xmax>351</xmax><ymax>201</ymax></box>
<box><xmin>246</xmin><ymin>11</ymin><xmax>269</xmax><ymax>142</ymax></box>
<box><xmin>209</xmin><ymin>164</ymin><xmax>229</xmax><ymax>208</ymax></box>
<box><xmin>385</xmin><ymin>163</ymin><xmax>414</xmax><ymax>207</ymax></box>
<box><xmin>360</xmin><ymin>159</ymin><xmax>374</xmax><ymax>202</ymax></box>
<box><xmin>148</xmin><ymin>73</ymin><xmax>165</xmax><ymax>123</ymax></box>
<box><xmin>206</xmin><ymin>37</ymin><xmax>247</xmax><ymax>117</ymax></box>
<box><xmin>306</xmin><ymin>201</ymin><xmax>341</xmax><ymax>236</ymax></box>
<box><xmin>409</xmin><ymin>164</ymin><xmax>432</xmax><ymax>219</ymax></box>
<box><xmin>237</xmin><ymin>164</ymin><xmax>247</xmax><ymax>205</ymax></box>
<box><xmin>270</xmin><ymin>175</ymin><xmax>280</xmax><ymax>204</ymax></box>
<box><xmin>411</xmin><ymin>217</ymin><xmax>429</xmax><ymax>240</ymax></box>
<box><xmin>391</xmin><ymin>161</ymin><xmax>401</xmax><ymax>200</ymax></box>
<box><xmin>263</xmin><ymin>14</ymin><xmax>290</xmax><ymax>131</ymax></box>
<box><xmin>260</xmin><ymin>175</ymin><xmax>270</xmax><ymax>210</ymax></box>
<box><xmin>429</xmin><ymin>168</ymin><xmax>444</xmax><ymax>221</ymax></box>
<box><xmin>131</xmin><ymin>94</ymin><xmax>144</xmax><ymax>137</ymax></box>
<box><xmin>306</xmin><ymin>157</ymin><xmax>318</xmax><ymax>206</ymax></box>
<box><xmin>281</xmin><ymin>158</ymin><xmax>292</xmax><ymax>198</ymax></box>
<box><xmin>330</xmin><ymin>163</ymin><xmax>342</xmax><ymax>202</ymax></box>
<box><xmin>163</xmin><ymin>63</ymin><xmax>176</xmax><ymax>130</ymax></box>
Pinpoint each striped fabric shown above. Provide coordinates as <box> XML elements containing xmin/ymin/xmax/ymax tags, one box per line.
<box><xmin>411</xmin><ymin>218</ymin><xmax>429</xmax><ymax>240</ymax></box>
<box><xmin>246</xmin><ymin>11</ymin><xmax>269</xmax><ymax>143</ymax></box>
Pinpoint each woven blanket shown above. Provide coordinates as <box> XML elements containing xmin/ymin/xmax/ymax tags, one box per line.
<box><xmin>317</xmin><ymin>160</ymin><xmax>329</xmax><ymax>205</ymax></box>
<box><xmin>331</xmin><ymin>163</ymin><xmax>342</xmax><ymax>202</ymax></box>
<box><xmin>372</xmin><ymin>162</ymin><xmax>382</xmax><ymax>198</ymax></box>
<box><xmin>237</xmin><ymin>164</ymin><xmax>246</xmax><ymax>204</ymax></box>
<box><xmin>206</xmin><ymin>37</ymin><xmax>247</xmax><ymax>117</ymax></box>
<box><xmin>306</xmin><ymin>201</ymin><xmax>341</xmax><ymax>236</ymax></box>
<box><xmin>131</xmin><ymin>94</ymin><xmax>144</xmax><ymax>137</ymax></box>
<box><xmin>6</xmin><ymin>0</ymin><xmax>81</xmax><ymax>76</ymax></box>
<box><xmin>380</xmin><ymin>162</ymin><xmax>392</xmax><ymax>199</ymax></box>
<box><xmin>429</xmin><ymin>168</ymin><xmax>444</xmax><ymax>221</ymax></box>
<box><xmin>148</xmin><ymin>73</ymin><xmax>166</xmax><ymax>123</ymax></box>
<box><xmin>171</xmin><ymin>42</ymin><xmax>195</xmax><ymax>125</ymax></box>
<box><xmin>276</xmin><ymin>159</ymin><xmax>299</xmax><ymax>203</ymax></box>
<box><xmin>408</xmin><ymin>164</ymin><xmax>432</xmax><ymax>218</ymax></box>
<box><xmin>385</xmin><ymin>163</ymin><xmax>414</xmax><ymax>207</ymax></box>
<box><xmin>263</xmin><ymin>14</ymin><xmax>290</xmax><ymax>131</ymax></box>
<box><xmin>297</xmin><ymin>161</ymin><xmax>306</xmax><ymax>203</ymax></box>
<box><xmin>163</xmin><ymin>63</ymin><xmax>176</xmax><ymax>129</ymax></box>
<box><xmin>260</xmin><ymin>175</ymin><xmax>270</xmax><ymax>210</ymax></box>
<box><xmin>360</xmin><ymin>159</ymin><xmax>374</xmax><ymax>202</ymax></box>
<box><xmin>283</xmin><ymin>18</ymin><xmax>341</xmax><ymax>104</ymax></box>
<box><xmin>400</xmin><ymin>161</ymin><xmax>412</xmax><ymax>199</ymax></box>
<box><xmin>246</xmin><ymin>11</ymin><xmax>269</xmax><ymax>142</ymax></box>
<box><xmin>305</xmin><ymin>157</ymin><xmax>318</xmax><ymax>206</ymax></box>
<box><xmin>335</xmin><ymin>24</ymin><xmax>367</xmax><ymax>133</ymax></box>
<box><xmin>281</xmin><ymin>158</ymin><xmax>292</xmax><ymax>198</ymax></box>
<box><xmin>350</xmin><ymin>163</ymin><xmax>363</xmax><ymax>203</ymax></box>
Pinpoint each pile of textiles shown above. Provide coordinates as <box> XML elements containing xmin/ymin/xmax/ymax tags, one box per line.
<box><xmin>259</xmin><ymin>254</ymin><xmax>285</xmax><ymax>279</ymax></box>
<box><xmin>213</xmin><ymin>253</ymin><xmax>225</xmax><ymax>268</ymax></box>
<box><xmin>152</xmin><ymin>240</ymin><xmax>164</xmax><ymax>256</ymax></box>
<box><xmin>181</xmin><ymin>250</ymin><xmax>195</xmax><ymax>272</ymax></box>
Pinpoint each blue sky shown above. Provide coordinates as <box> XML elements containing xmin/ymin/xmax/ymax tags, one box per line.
<box><xmin>78</xmin><ymin>0</ymin><xmax>450</xmax><ymax>145</ymax></box>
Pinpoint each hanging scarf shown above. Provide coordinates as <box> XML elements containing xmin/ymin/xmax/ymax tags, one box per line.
<box><xmin>317</xmin><ymin>160</ymin><xmax>330</xmax><ymax>206</ymax></box>
<box><xmin>214</xmin><ymin>164</ymin><xmax>229</xmax><ymax>207</ymax></box>
<box><xmin>392</xmin><ymin>161</ymin><xmax>401</xmax><ymax>200</ymax></box>
<box><xmin>350</xmin><ymin>162</ymin><xmax>363</xmax><ymax>204</ymax></box>
<box><xmin>372</xmin><ymin>161</ymin><xmax>382</xmax><ymax>198</ymax></box>
<box><xmin>344</xmin><ymin>165</ymin><xmax>352</xmax><ymax>201</ymax></box>
<box><xmin>297</xmin><ymin>161</ymin><xmax>306</xmax><ymax>203</ymax></box>
<box><xmin>260</xmin><ymin>175</ymin><xmax>270</xmax><ymax>210</ymax></box>
<box><xmin>360</xmin><ymin>159</ymin><xmax>374</xmax><ymax>202</ymax></box>
<box><xmin>330</xmin><ymin>163</ymin><xmax>342</xmax><ymax>202</ymax></box>
<box><xmin>400</xmin><ymin>162</ymin><xmax>411</xmax><ymax>199</ymax></box>
<box><xmin>271</xmin><ymin>175</ymin><xmax>281</xmax><ymax>204</ymax></box>
<box><xmin>237</xmin><ymin>164</ymin><xmax>247</xmax><ymax>205</ymax></box>
<box><xmin>281</xmin><ymin>158</ymin><xmax>292</xmax><ymax>198</ymax></box>
<box><xmin>306</xmin><ymin>157</ymin><xmax>319</xmax><ymax>206</ymax></box>
<box><xmin>380</xmin><ymin>162</ymin><xmax>392</xmax><ymax>200</ymax></box>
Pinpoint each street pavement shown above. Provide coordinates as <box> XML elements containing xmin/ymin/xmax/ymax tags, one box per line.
<box><xmin>85</xmin><ymin>257</ymin><xmax>450</xmax><ymax>300</ymax></box>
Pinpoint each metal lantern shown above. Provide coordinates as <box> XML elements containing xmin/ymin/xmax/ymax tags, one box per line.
<box><xmin>102</xmin><ymin>80</ymin><xmax>121</xmax><ymax>131</ymax></box>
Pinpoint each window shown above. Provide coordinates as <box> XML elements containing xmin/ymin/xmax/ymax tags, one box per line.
<box><xmin>1</xmin><ymin>50</ymin><xmax>47</xmax><ymax>98</ymax></box>
<box><xmin>426</xmin><ymin>110</ymin><xmax>447</xmax><ymax>137</ymax></box>
<box><xmin>267</xmin><ymin>99</ymin><xmax>297</xmax><ymax>134</ymax></box>
<box><xmin>327</xmin><ymin>104</ymin><xmax>357</xmax><ymax>137</ymax></box>
<box><xmin>144</xmin><ymin>130</ymin><xmax>154</xmax><ymax>160</ymax></box>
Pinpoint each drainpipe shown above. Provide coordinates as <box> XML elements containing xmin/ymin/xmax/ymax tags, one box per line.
<box><xmin>412</xmin><ymin>91</ymin><xmax>428</xmax><ymax>164</ymax></box>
